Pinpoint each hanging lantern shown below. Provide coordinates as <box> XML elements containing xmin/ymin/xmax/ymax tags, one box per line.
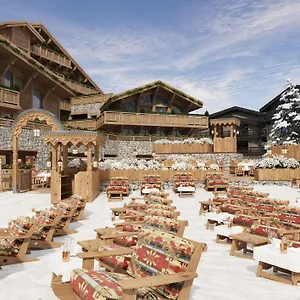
<box><xmin>93</xmin><ymin>161</ymin><xmax>98</xmax><ymax>168</ymax></box>
<box><xmin>46</xmin><ymin>161</ymin><xmax>51</xmax><ymax>168</ymax></box>
<box><xmin>57</xmin><ymin>158</ymin><xmax>63</xmax><ymax>168</ymax></box>
<box><xmin>33</xmin><ymin>129</ymin><xmax>40</xmax><ymax>137</ymax></box>
<box><xmin>72</xmin><ymin>148</ymin><xmax>78</xmax><ymax>155</ymax></box>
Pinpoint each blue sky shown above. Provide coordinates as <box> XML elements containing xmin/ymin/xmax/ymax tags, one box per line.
<box><xmin>2</xmin><ymin>0</ymin><xmax>300</xmax><ymax>113</ymax></box>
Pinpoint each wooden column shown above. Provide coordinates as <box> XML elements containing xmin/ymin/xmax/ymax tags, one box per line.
<box><xmin>86</xmin><ymin>142</ymin><xmax>93</xmax><ymax>202</ymax></box>
<box><xmin>12</xmin><ymin>135</ymin><xmax>19</xmax><ymax>193</ymax></box>
<box><xmin>62</xmin><ymin>145</ymin><xmax>68</xmax><ymax>173</ymax></box>
<box><xmin>94</xmin><ymin>144</ymin><xmax>99</xmax><ymax>167</ymax></box>
<box><xmin>50</xmin><ymin>144</ymin><xmax>59</xmax><ymax>204</ymax></box>
<box><xmin>230</xmin><ymin>124</ymin><xmax>234</xmax><ymax>138</ymax></box>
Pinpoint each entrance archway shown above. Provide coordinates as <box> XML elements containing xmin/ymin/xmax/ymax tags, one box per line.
<box><xmin>11</xmin><ymin>108</ymin><xmax>64</xmax><ymax>193</ymax></box>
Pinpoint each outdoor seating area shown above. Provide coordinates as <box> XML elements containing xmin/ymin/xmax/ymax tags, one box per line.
<box><xmin>229</xmin><ymin>160</ymin><xmax>255</xmax><ymax>177</ymax></box>
<box><xmin>174</xmin><ymin>172</ymin><xmax>196</xmax><ymax>197</ymax></box>
<box><xmin>140</xmin><ymin>174</ymin><xmax>162</xmax><ymax>195</ymax></box>
<box><xmin>107</xmin><ymin>177</ymin><xmax>130</xmax><ymax>201</ymax></box>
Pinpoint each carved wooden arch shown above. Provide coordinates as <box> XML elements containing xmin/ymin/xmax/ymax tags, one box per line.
<box><xmin>12</xmin><ymin>108</ymin><xmax>65</xmax><ymax>193</ymax></box>
<box><xmin>12</xmin><ymin>108</ymin><xmax>65</xmax><ymax>137</ymax></box>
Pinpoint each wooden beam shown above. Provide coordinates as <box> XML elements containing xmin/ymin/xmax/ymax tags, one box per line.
<box><xmin>1</xmin><ymin>59</ymin><xmax>17</xmax><ymax>77</ymax></box>
<box><xmin>137</xmin><ymin>91</ymin><xmax>144</xmax><ymax>112</ymax></box>
<box><xmin>43</xmin><ymin>86</ymin><xmax>57</xmax><ymax>102</ymax></box>
<box><xmin>168</xmin><ymin>93</ymin><xmax>176</xmax><ymax>113</ymax></box>
<box><xmin>22</xmin><ymin>73</ymin><xmax>38</xmax><ymax>90</ymax></box>
<box><xmin>152</xmin><ymin>87</ymin><xmax>160</xmax><ymax>112</ymax></box>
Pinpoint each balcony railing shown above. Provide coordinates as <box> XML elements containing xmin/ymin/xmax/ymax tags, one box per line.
<box><xmin>97</xmin><ymin>111</ymin><xmax>208</xmax><ymax>129</ymax></box>
<box><xmin>64</xmin><ymin>119</ymin><xmax>96</xmax><ymax>130</ymax></box>
<box><xmin>59</xmin><ymin>100</ymin><xmax>71</xmax><ymax>111</ymax></box>
<box><xmin>31</xmin><ymin>45</ymin><xmax>72</xmax><ymax>69</ymax></box>
<box><xmin>0</xmin><ymin>87</ymin><xmax>20</xmax><ymax>110</ymax></box>
<box><xmin>52</xmin><ymin>71</ymin><xmax>98</xmax><ymax>95</ymax></box>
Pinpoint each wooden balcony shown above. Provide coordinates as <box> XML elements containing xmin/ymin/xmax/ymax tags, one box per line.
<box><xmin>31</xmin><ymin>45</ymin><xmax>72</xmax><ymax>69</ymax></box>
<box><xmin>59</xmin><ymin>100</ymin><xmax>71</xmax><ymax>111</ymax></box>
<box><xmin>0</xmin><ymin>87</ymin><xmax>20</xmax><ymax>110</ymax></box>
<box><xmin>97</xmin><ymin>111</ymin><xmax>208</xmax><ymax>129</ymax></box>
<box><xmin>52</xmin><ymin>72</ymin><xmax>98</xmax><ymax>95</ymax></box>
<box><xmin>64</xmin><ymin>119</ymin><xmax>96</xmax><ymax>130</ymax></box>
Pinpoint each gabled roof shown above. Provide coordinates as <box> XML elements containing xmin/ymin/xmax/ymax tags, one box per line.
<box><xmin>31</xmin><ymin>22</ymin><xmax>102</xmax><ymax>94</ymax></box>
<box><xmin>0</xmin><ymin>21</ymin><xmax>45</xmax><ymax>43</ymax></box>
<box><xmin>210</xmin><ymin>106</ymin><xmax>260</xmax><ymax>119</ymax></box>
<box><xmin>259</xmin><ymin>85</ymin><xmax>300</xmax><ymax>112</ymax></box>
<box><xmin>101</xmin><ymin>80</ymin><xmax>203</xmax><ymax>112</ymax></box>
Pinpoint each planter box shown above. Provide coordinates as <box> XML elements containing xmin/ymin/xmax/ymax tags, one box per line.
<box><xmin>254</xmin><ymin>168</ymin><xmax>300</xmax><ymax>181</ymax></box>
<box><xmin>99</xmin><ymin>169</ymin><xmax>222</xmax><ymax>182</ymax></box>
<box><xmin>152</xmin><ymin>143</ymin><xmax>213</xmax><ymax>154</ymax></box>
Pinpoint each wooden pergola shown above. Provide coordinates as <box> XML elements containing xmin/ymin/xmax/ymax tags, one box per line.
<box><xmin>42</xmin><ymin>131</ymin><xmax>106</xmax><ymax>204</ymax></box>
<box><xmin>210</xmin><ymin>118</ymin><xmax>240</xmax><ymax>153</ymax></box>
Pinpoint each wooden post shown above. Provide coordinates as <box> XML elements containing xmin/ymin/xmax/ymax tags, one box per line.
<box><xmin>62</xmin><ymin>144</ymin><xmax>68</xmax><ymax>172</ymax></box>
<box><xmin>12</xmin><ymin>135</ymin><xmax>19</xmax><ymax>193</ymax></box>
<box><xmin>0</xmin><ymin>157</ymin><xmax>2</xmax><ymax>192</ymax></box>
<box><xmin>86</xmin><ymin>142</ymin><xmax>93</xmax><ymax>202</ymax></box>
<box><xmin>51</xmin><ymin>144</ymin><xmax>59</xmax><ymax>204</ymax></box>
<box><xmin>230</xmin><ymin>124</ymin><xmax>234</xmax><ymax>138</ymax></box>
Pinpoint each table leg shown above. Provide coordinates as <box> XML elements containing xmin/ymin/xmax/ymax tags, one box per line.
<box><xmin>291</xmin><ymin>272</ymin><xmax>298</xmax><ymax>286</ymax></box>
<box><xmin>256</xmin><ymin>261</ymin><xmax>263</xmax><ymax>277</ymax></box>
<box><xmin>230</xmin><ymin>239</ymin><xmax>238</xmax><ymax>256</ymax></box>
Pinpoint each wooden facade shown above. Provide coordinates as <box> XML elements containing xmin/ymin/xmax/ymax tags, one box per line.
<box><xmin>0</xmin><ymin>21</ymin><xmax>102</xmax><ymax>120</ymax></box>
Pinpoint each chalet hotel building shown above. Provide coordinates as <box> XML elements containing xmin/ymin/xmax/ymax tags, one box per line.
<box><xmin>0</xmin><ymin>20</ymin><xmax>284</xmax><ymax>156</ymax></box>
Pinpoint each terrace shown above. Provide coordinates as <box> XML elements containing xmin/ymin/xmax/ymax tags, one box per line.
<box><xmin>0</xmin><ymin>86</ymin><xmax>20</xmax><ymax>110</ymax></box>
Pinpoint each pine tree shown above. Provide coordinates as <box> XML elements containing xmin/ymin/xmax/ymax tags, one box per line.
<box><xmin>269</xmin><ymin>80</ymin><xmax>300</xmax><ymax>145</ymax></box>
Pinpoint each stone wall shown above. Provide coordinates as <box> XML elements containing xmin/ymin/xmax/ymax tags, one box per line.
<box><xmin>0</xmin><ymin>126</ymin><xmax>49</xmax><ymax>170</ymax></box>
<box><xmin>71</xmin><ymin>103</ymin><xmax>105</xmax><ymax>118</ymax></box>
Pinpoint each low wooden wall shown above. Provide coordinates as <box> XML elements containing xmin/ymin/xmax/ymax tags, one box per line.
<box><xmin>152</xmin><ymin>143</ymin><xmax>213</xmax><ymax>154</ymax></box>
<box><xmin>254</xmin><ymin>168</ymin><xmax>300</xmax><ymax>181</ymax></box>
<box><xmin>99</xmin><ymin>169</ymin><xmax>221</xmax><ymax>182</ymax></box>
<box><xmin>272</xmin><ymin>145</ymin><xmax>300</xmax><ymax>161</ymax></box>
<box><xmin>0</xmin><ymin>169</ymin><xmax>32</xmax><ymax>192</ymax></box>
<box><xmin>74</xmin><ymin>170</ymin><xmax>100</xmax><ymax>202</ymax></box>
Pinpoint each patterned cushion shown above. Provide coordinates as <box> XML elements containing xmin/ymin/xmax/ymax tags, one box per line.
<box><xmin>144</xmin><ymin>208</ymin><xmax>176</xmax><ymax>219</ymax></box>
<box><xmin>107</xmin><ymin>186</ymin><xmax>128</xmax><ymax>193</ymax></box>
<box><xmin>56</xmin><ymin>202</ymin><xmax>73</xmax><ymax>216</ymax></box>
<box><xmin>277</xmin><ymin>213</ymin><xmax>300</xmax><ymax>224</ymax></box>
<box><xmin>233</xmin><ymin>215</ymin><xmax>254</xmax><ymax>227</ymax></box>
<box><xmin>99</xmin><ymin>245</ymin><xmax>132</xmax><ymax>270</ymax></box>
<box><xmin>250</xmin><ymin>225</ymin><xmax>282</xmax><ymax>239</ymax></box>
<box><xmin>70</xmin><ymin>196</ymin><xmax>86</xmax><ymax>217</ymax></box>
<box><xmin>255</xmin><ymin>205</ymin><xmax>275</xmax><ymax>214</ymax></box>
<box><xmin>71</xmin><ymin>269</ymin><xmax>166</xmax><ymax>300</ymax></box>
<box><xmin>291</xmin><ymin>241</ymin><xmax>300</xmax><ymax>248</ymax></box>
<box><xmin>221</xmin><ymin>205</ymin><xmax>239</xmax><ymax>214</ymax></box>
<box><xmin>113</xmin><ymin>235</ymin><xmax>138</xmax><ymax>247</ymax></box>
<box><xmin>127</xmin><ymin>228</ymin><xmax>194</xmax><ymax>299</ymax></box>
<box><xmin>283</xmin><ymin>207</ymin><xmax>300</xmax><ymax>215</ymax></box>
<box><xmin>32</xmin><ymin>209</ymin><xmax>56</xmax><ymax>240</ymax></box>
<box><xmin>1</xmin><ymin>216</ymin><xmax>34</xmax><ymax>255</ymax></box>
<box><xmin>122</xmin><ymin>224</ymin><xmax>141</xmax><ymax>232</ymax></box>
<box><xmin>241</xmin><ymin>195</ymin><xmax>260</xmax><ymax>203</ymax></box>
<box><xmin>146</xmin><ymin>204</ymin><xmax>175</xmax><ymax>212</ymax></box>
<box><xmin>144</xmin><ymin>216</ymin><xmax>180</xmax><ymax>234</ymax></box>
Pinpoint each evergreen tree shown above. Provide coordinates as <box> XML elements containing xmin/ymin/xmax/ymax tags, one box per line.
<box><xmin>269</xmin><ymin>80</ymin><xmax>300</xmax><ymax>145</ymax></box>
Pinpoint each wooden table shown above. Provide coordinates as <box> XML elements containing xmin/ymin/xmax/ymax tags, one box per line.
<box><xmin>178</xmin><ymin>186</ymin><xmax>195</xmax><ymax>198</ymax></box>
<box><xmin>229</xmin><ymin>232</ymin><xmax>269</xmax><ymax>259</ymax></box>
<box><xmin>205</xmin><ymin>212</ymin><xmax>231</xmax><ymax>230</ymax></box>
<box><xmin>254</xmin><ymin>244</ymin><xmax>300</xmax><ymax>285</ymax></box>
<box><xmin>199</xmin><ymin>200</ymin><xmax>223</xmax><ymax>215</ymax></box>
<box><xmin>107</xmin><ymin>191</ymin><xmax>123</xmax><ymax>201</ymax></box>
<box><xmin>214</xmin><ymin>225</ymin><xmax>244</xmax><ymax>244</ymax></box>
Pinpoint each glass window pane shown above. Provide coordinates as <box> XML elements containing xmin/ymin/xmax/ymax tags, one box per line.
<box><xmin>33</xmin><ymin>88</ymin><xmax>42</xmax><ymax>108</ymax></box>
<box><xmin>140</xmin><ymin>95</ymin><xmax>152</xmax><ymax>103</ymax></box>
<box><xmin>156</xmin><ymin>95</ymin><xmax>168</xmax><ymax>105</ymax></box>
<box><xmin>171</xmin><ymin>105</ymin><xmax>183</xmax><ymax>114</ymax></box>
<box><xmin>122</xmin><ymin>101</ymin><xmax>136</xmax><ymax>112</ymax></box>
<box><xmin>156</xmin><ymin>107</ymin><xmax>167</xmax><ymax>113</ymax></box>
<box><xmin>4</xmin><ymin>71</ymin><xmax>13</xmax><ymax>88</ymax></box>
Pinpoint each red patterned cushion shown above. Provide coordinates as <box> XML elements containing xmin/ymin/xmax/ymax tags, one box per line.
<box><xmin>113</xmin><ymin>235</ymin><xmax>138</xmax><ymax>247</ymax></box>
<box><xmin>291</xmin><ymin>241</ymin><xmax>300</xmax><ymax>248</ymax></box>
<box><xmin>10</xmin><ymin>216</ymin><xmax>33</xmax><ymax>237</ymax></box>
<box><xmin>250</xmin><ymin>225</ymin><xmax>281</xmax><ymax>238</ymax></box>
<box><xmin>144</xmin><ymin>216</ymin><xmax>180</xmax><ymax>234</ymax></box>
<box><xmin>122</xmin><ymin>224</ymin><xmax>141</xmax><ymax>232</ymax></box>
<box><xmin>233</xmin><ymin>215</ymin><xmax>254</xmax><ymax>227</ymax></box>
<box><xmin>127</xmin><ymin>228</ymin><xmax>194</xmax><ymax>299</ymax></box>
<box><xmin>99</xmin><ymin>245</ymin><xmax>132</xmax><ymax>270</ymax></box>
<box><xmin>56</xmin><ymin>202</ymin><xmax>73</xmax><ymax>216</ymax></box>
<box><xmin>221</xmin><ymin>205</ymin><xmax>238</xmax><ymax>214</ymax></box>
<box><xmin>277</xmin><ymin>214</ymin><xmax>300</xmax><ymax>224</ymax></box>
<box><xmin>144</xmin><ymin>208</ymin><xmax>175</xmax><ymax>219</ymax></box>
<box><xmin>255</xmin><ymin>205</ymin><xmax>275</xmax><ymax>213</ymax></box>
<box><xmin>107</xmin><ymin>186</ymin><xmax>128</xmax><ymax>192</ymax></box>
<box><xmin>146</xmin><ymin>196</ymin><xmax>171</xmax><ymax>206</ymax></box>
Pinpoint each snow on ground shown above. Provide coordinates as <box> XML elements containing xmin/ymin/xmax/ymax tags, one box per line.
<box><xmin>0</xmin><ymin>185</ymin><xmax>299</xmax><ymax>300</ymax></box>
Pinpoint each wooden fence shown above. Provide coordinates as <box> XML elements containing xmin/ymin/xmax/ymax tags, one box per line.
<box><xmin>152</xmin><ymin>143</ymin><xmax>213</xmax><ymax>154</ymax></box>
<box><xmin>98</xmin><ymin>169</ymin><xmax>221</xmax><ymax>182</ymax></box>
<box><xmin>0</xmin><ymin>169</ymin><xmax>32</xmax><ymax>192</ymax></box>
<box><xmin>272</xmin><ymin>145</ymin><xmax>300</xmax><ymax>161</ymax></box>
<box><xmin>254</xmin><ymin>168</ymin><xmax>300</xmax><ymax>181</ymax></box>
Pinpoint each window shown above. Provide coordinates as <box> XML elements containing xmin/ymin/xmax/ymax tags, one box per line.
<box><xmin>156</xmin><ymin>95</ymin><xmax>168</xmax><ymax>106</ymax></box>
<box><xmin>4</xmin><ymin>71</ymin><xmax>13</xmax><ymax>88</ymax></box>
<box><xmin>140</xmin><ymin>106</ymin><xmax>152</xmax><ymax>113</ymax></box>
<box><xmin>156</xmin><ymin>107</ymin><xmax>167</xmax><ymax>113</ymax></box>
<box><xmin>122</xmin><ymin>127</ymin><xmax>135</xmax><ymax>135</ymax></box>
<box><xmin>171</xmin><ymin>105</ymin><xmax>183</xmax><ymax>114</ymax></box>
<box><xmin>33</xmin><ymin>88</ymin><xmax>42</xmax><ymax>109</ymax></box>
<box><xmin>140</xmin><ymin>95</ymin><xmax>152</xmax><ymax>103</ymax></box>
<box><xmin>121</xmin><ymin>101</ymin><xmax>136</xmax><ymax>112</ymax></box>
